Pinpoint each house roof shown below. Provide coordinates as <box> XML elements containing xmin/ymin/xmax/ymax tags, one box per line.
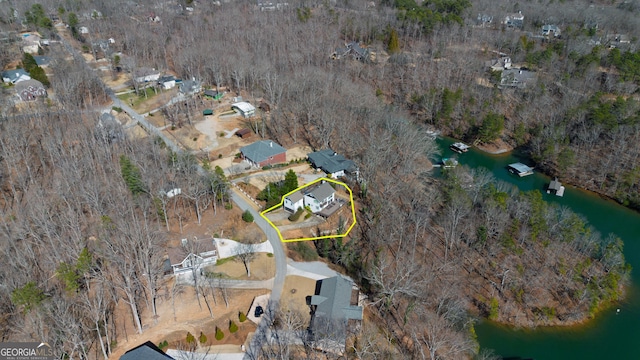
<box><xmin>240</xmin><ymin>140</ymin><xmax>286</xmax><ymax>164</ymax></box>
<box><xmin>305</xmin><ymin>182</ymin><xmax>335</xmax><ymax>201</ymax></box>
<box><xmin>120</xmin><ymin>341</ymin><xmax>173</xmax><ymax>360</ymax></box>
<box><xmin>167</xmin><ymin>238</ymin><xmax>216</xmax><ymax>266</ymax></box>
<box><xmin>308</xmin><ymin>149</ymin><xmax>356</xmax><ymax>175</ymax></box>
<box><xmin>158</xmin><ymin>75</ymin><xmax>175</xmax><ymax>83</ymax></box>
<box><xmin>2</xmin><ymin>68</ymin><xmax>30</xmax><ymax>82</ymax></box>
<box><xmin>232</xmin><ymin>101</ymin><xmax>256</xmax><ymax>113</ymax></box>
<box><xmin>33</xmin><ymin>55</ymin><xmax>51</xmax><ymax>66</ymax></box>
<box><xmin>501</xmin><ymin>69</ymin><xmax>536</xmax><ymax>87</ymax></box>
<box><xmin>286</xmin><ymin>190</ymin><xmax>304</xmax><ymax>203</ymax></box>
<box><xmin>311</xmin><ymin>276</ymin><xmax>362</xmax><ymax>321</ymax></box>
<box><xmin>549</xmin><ymin>178</ymin><xmax>562</xmax><ymax>191</ymax></box>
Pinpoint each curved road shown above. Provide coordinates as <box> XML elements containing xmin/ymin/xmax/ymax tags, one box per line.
<box><xmin>58</xmin><ymin>30</ymin><xmax>286</xmax><ymax>358</ymax></box>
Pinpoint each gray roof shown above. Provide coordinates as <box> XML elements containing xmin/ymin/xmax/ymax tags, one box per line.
<box><xmin>308</xmin><ymin>149</ymin><xmax>355</xmax><ymax>175</ymax></box>
<box><xmin>508</xmin><ymin>162</ymin><xmax>533</xmax><ymax>174</ymax></box>
<box><xmin>286</xmin><ymin>190</ymin><xmax>303</xmax><ymax>203</ymax></box>
<box><xmin>33</xmin><ymin>55</ymin><xmax>51</xmax><ymax>66</ymax></box>
<box><xmin>311</xmin><ymin>276</ymin><xmax>362</xmax><ymax>321</ymax></box>
<box><xmin>501</xmin><ymin>69</ymin><xmax>536</xmax><ymax>88</ymax></box>
<box><xmin>2</xmin><ymin>68</ymin><xmax>30</xmax><ymax>82</ymax></box>
<box><xmin>120</xmin><ymin>341</ymin><xmax>173</xmax><ymax>360</ymax></box>
<box><xmin>240</xmin><ymin>140</ymin><xmax>286</xmax><ymax>164</ymax></box>
<box><xmin>306</xmin><ymin>182</ymin><xmax>334</xmax><ymax>202</ymax></box>
<box><xmin>549</xmin><ymin>178</ymin><xmax>562</xmax><ymax>191</ymax></box>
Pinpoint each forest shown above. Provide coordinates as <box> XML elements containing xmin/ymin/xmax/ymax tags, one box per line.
<box><xmin>0</xmin><ymin>0</ymin><xmax>637</xmax><ymax>359</ymax></box>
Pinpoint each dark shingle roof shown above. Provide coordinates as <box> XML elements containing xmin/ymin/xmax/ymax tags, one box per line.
<box><xmin>310</xmin><ymin>276</ymin><xmax>362</xmax><ymax>321</ymax></box>
<box><xmin>120</xmin><ymin>341</ymin><xmax>173</xmax><ymax>360</ymax></box>
<box><xmin>240</xmin><ymin>140</ymin><xmax>286</xmax><ymax>164</ymax></box>
<box><xmin>307</xmin><ymin>149</ymin><xmax>355</xmax><ymax>175</ymax></box>
<box><xmin>286</xmin><ymin>190</ymin><xmax>303</xmax><ymax>203</ymax></box>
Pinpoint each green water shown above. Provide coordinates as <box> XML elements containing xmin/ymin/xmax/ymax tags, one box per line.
<box><xmin>436</xmin><ymin>138</ymin><xmax>640</xmax><ymax>359</ymax></box>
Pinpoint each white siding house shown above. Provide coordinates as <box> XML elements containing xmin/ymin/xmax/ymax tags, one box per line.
<box><xmin>284</xmin><ymin>191</ymin><xmax>304</xmax><ymax>213</ymax></box>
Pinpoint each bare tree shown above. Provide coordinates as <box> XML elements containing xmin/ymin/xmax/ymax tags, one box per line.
<box><xmin>234</xmin><ymin>242</ymin><xmax>258</xmax><ymax>278</ymax></box>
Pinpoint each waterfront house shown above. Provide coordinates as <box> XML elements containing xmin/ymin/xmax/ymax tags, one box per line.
<box><xmin>507</xmin><ymin>163</ymin><xmax>534</xmax><ymax>177</ymax></box>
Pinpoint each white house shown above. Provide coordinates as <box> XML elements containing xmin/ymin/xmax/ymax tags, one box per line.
<box><xmin>284</xmin><ymin>191</ymin><xmax>304</xmax><ymax>213</ymax></box>
<box><xmin>166</xmin><ymin>238</ymin><xmax>218</xmax><ymax>275</ymax></box>
<box><xmin>2</xmin><ymin>69</ymin><xmax>31</xmax><ymax>84</ymax></box>
<box><xmin>134</xmin><ymin>67</ymin><xmax>161</xmax><ymax>83</ymax></box>
<box><xmin>231</xmin><ymin>101</ymin><xmax>256</xmax><ymax>118</ymax></box>
<box><xmin>303</xmin><ymin>182</ymin><xmax>335</xmax><ymax>213</ymax></box>
<box><xmin>158</xmin><ymin>75</ymin><xmax>176</xmax><ymax>90</ymax></box>
<box><xmin>22</xmin><ymin>34</ymin><xmax>41</xmax><ymax>54</ymax></box>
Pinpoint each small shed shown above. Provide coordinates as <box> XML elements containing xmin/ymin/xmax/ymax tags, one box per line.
<box><xmin>203</xmin><ymin>109</ymin><xmax>213</xmax><ymax>116</ymax></box>
<box><xmin>236</xmin><ymin>128</ymin><xmax>252</xmax><ymax>139</ymax></box>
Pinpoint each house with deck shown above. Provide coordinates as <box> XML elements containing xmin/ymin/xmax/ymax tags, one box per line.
<box><xmin>304</xmin><ymin>182</ymin><xmax>335</xmax><ymax>213</ymax></box>
<box><xmin>308</xmin><ymin>149</ymin><xmax>356</xmax><ymax>178</ymax></box>
<box><xmin>504</xmin><ymin>11</ymin><xmax>524</xmax><ymax>29</ymax></box>
<box><xmin>166</xmin><ymin>238</ymin><xmax>218</xmax><ymax>275</ymax></box>
<box><xmin>307</xmin><ymin>275</ymin><xmax>363</xmax><ymax>344</ymax></box>
<box><xmin>231</xmin><ymin>101</ymin><xmax>256</xmax><ymax>118</ymax></box>
<box><xmin>2</xmin><ymin>68</ymin><xmax>31</xmax><ymax>84</ymax></box>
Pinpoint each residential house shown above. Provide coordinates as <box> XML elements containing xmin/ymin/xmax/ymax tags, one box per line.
<box><xmin>231</xmin><ymin>101</ymin><xmax>256</xmax><ymax>118</ymax></box>
<box><xmin>240</xmin><ymin>140</ymin><xmax>287</xmax><ymax>167</ymax></box>
<box><xmin>303</xmin><ymin>182</ymin><xmax>335</xmax><ymax>213</ymax></box>
<box><xmin>504</xmin><ymin>11</ymin><xmax>524</xmax><ymax>29</ymax></box>
<box><xmin>2</xmin><ymin>69</ymin><xmax>31</xmax><ymax>84</ymax></box>
<box><xmin>542</xmin><ymin>25</ymin><xmax>561</xmax><ymax>38</ymax></box>
<box><xmin>120</xmin><ymin>341</ymin><xmax>174</xmax><ymax>360</ymax></box>
<box><xmin>15</xmin><ymin>79</ymin><xmax>47</xmax><ymax>102</ymax></box>
<box><xmin>332</xmin><ymin>41</ymin><xmax>370</xmax><ymax>62</ymax></box>
<box><xmin>284</xmin><ymin>190</ymin><xmax>304</xmax><ymax>213</ymax></box>
<box><xmin>134</xmin><ymin>67</ymin><xmax>161</xmax><ymax>83</ymax></box>
<box><xmin>33</xmin><ymin>55</ymin><xmax>52</xmax><ymax>67</ymax></box>
<box><xmin>158</xmin><ymin>75</ymin><xmax>176</xmax><ymax>89</ymax></box>
<box><xmin>486</xmin><ymin>56</ymin><xmax>512</xmax><ymax>71</ymax></box>
<box><xmin>166</xmin><ymin>238</ymin><xmax>218</xmax><ymax>275</ymax></box>
<box><xmin>179</xmin><ymin>79</ymin><xmax>202</xmax><ymax>94</ymax></box>
<box><xmin>476</xmin><ymin>14</ymin><xmax>493</xmax><ymax>27</ymax></box>
<box><xmin>500</xmin><ymin>69</ymin><xmax>536</xmax><ymax>89</ymax></box>
<box><xmin>308</xmin><ymin>149</ymin><xmax>356</xmax><ymax>178</ymax></box>
<box><xmin>307</xmin><ymin>276</ymin><xmax>363</xmax><ymax>342</ymax></box>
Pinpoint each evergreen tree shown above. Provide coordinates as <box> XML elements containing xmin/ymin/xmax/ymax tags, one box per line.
<box><xmin>388</xmin><ymin>27</ymin><xmax>400</xmax><ymax>54</ymax></box>
<box><xmin>22</xmin><ymin>53</ymin><xmax>37</xmax><ymax>73</ymax></box>
<box><xmin>119</xmin><ymin>155</ymin><xmax>147</xmax><ymax>195</ymax></box>
<box><xmin>283</xmin><ymin>169</ymin><xmax>298</xmax><ymax>193</ymax></box>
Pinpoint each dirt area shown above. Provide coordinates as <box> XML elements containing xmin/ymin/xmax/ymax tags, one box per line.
<box><xmin>207</xmin><ymin>253</ymin><xmax>276</xmax><ymax>280</ymax></box>
<box><xmin>280</xmin><ymin>275</ymin><xmax>316</xmax><ymax>323</ymax></box>
<box><xmin>109</xmin><ymin>284</ymin><xmax>266</xmax><ymax>359</ymax></box>
<box><xmin>475</xmin><ymin>138</ymin><xmax>514</xmax><ymax>154</ymax></box>
<box><xmin>164</xmin><ymin>202</ymin><xmax>264</xmax><ymax>248</ymax></box>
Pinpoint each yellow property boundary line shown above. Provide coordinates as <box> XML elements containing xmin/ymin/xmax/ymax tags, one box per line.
<box><xmin>259</xmin><ymin>177</ymin><xmax>357</xmax><ymax>243</ymax></box>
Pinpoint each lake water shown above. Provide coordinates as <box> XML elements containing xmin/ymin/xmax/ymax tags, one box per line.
<box><xmin>436</xmin><ymin>138</ymin><xmax>640</xmax><ymax>359</ymax></box>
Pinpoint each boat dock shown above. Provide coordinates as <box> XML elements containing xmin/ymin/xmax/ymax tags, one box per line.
<box><xmin>507</xmin><ymin>163</ymin><xmax>534</xmax><ymax>177</ymax></box>
<box><xmin>450</xmin><ymin>142</ymin><xmax>470</xmax><ymax>154</ymax></box>
<box><xmin>547</xmin><ymin>177</ymin><xmax>565</xmax><ymax>196</ymax></box>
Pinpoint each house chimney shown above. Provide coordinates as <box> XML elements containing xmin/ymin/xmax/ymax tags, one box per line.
<box><xmin>333</xmin><ymin>152</ymin><xmax>337</xmax><ymax>156</ymax></box>
<box><xmin>181</xmin><ymin>238</ymin><xmax>188</xmax><ymax>246</ymax></box>
<box><xmin>270</xmin><ymin>141</ymin><xmax>273</xmax><ymax>147</ymax></box>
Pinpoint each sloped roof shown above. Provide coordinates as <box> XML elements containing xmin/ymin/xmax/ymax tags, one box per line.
<box><xmin>508</xmin><ymin>162</ymin><xmax>533</xmax><ymax>174</ymax></box>
<box><xmin>286</xmin><ymin>190</ymin><xmax>304</xmax><ymax>203</ymax></box>
<box><xmin>240</xmin><ymin>140</ymin><xmax>286</xmax><ymax>164</ymax></box>
<box><xmin>306</xmin><ymin>182</ymin><xmax>334</xmax><ymax>201</ymax></box>
<box><xmin>2</xmin><ymin>68</ymin><xmax>30</xmax><ymax>82</ymax></box>
<box><xmin>308</xmin><ymin>149</ymin><xmax>355</xmax><ymax>175</ymax></box>
<box><xmin>33</xmin><ymin>55</ymin><xmax>51</xmax><ymax>66</ymax></box>
<box><xmin>120</xmin><ymin>341</ymin><xmax>173</xmax><ymax>360</ymax></box>
<box><xmin>232</xmin><ymin>101</ymin><xmax>255</xmax><ymax>113</ymax></box>
<box><xmin>311</xmin><ymin>276</ymin><xmax>362</xmax><ymax>321</ymax></box>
